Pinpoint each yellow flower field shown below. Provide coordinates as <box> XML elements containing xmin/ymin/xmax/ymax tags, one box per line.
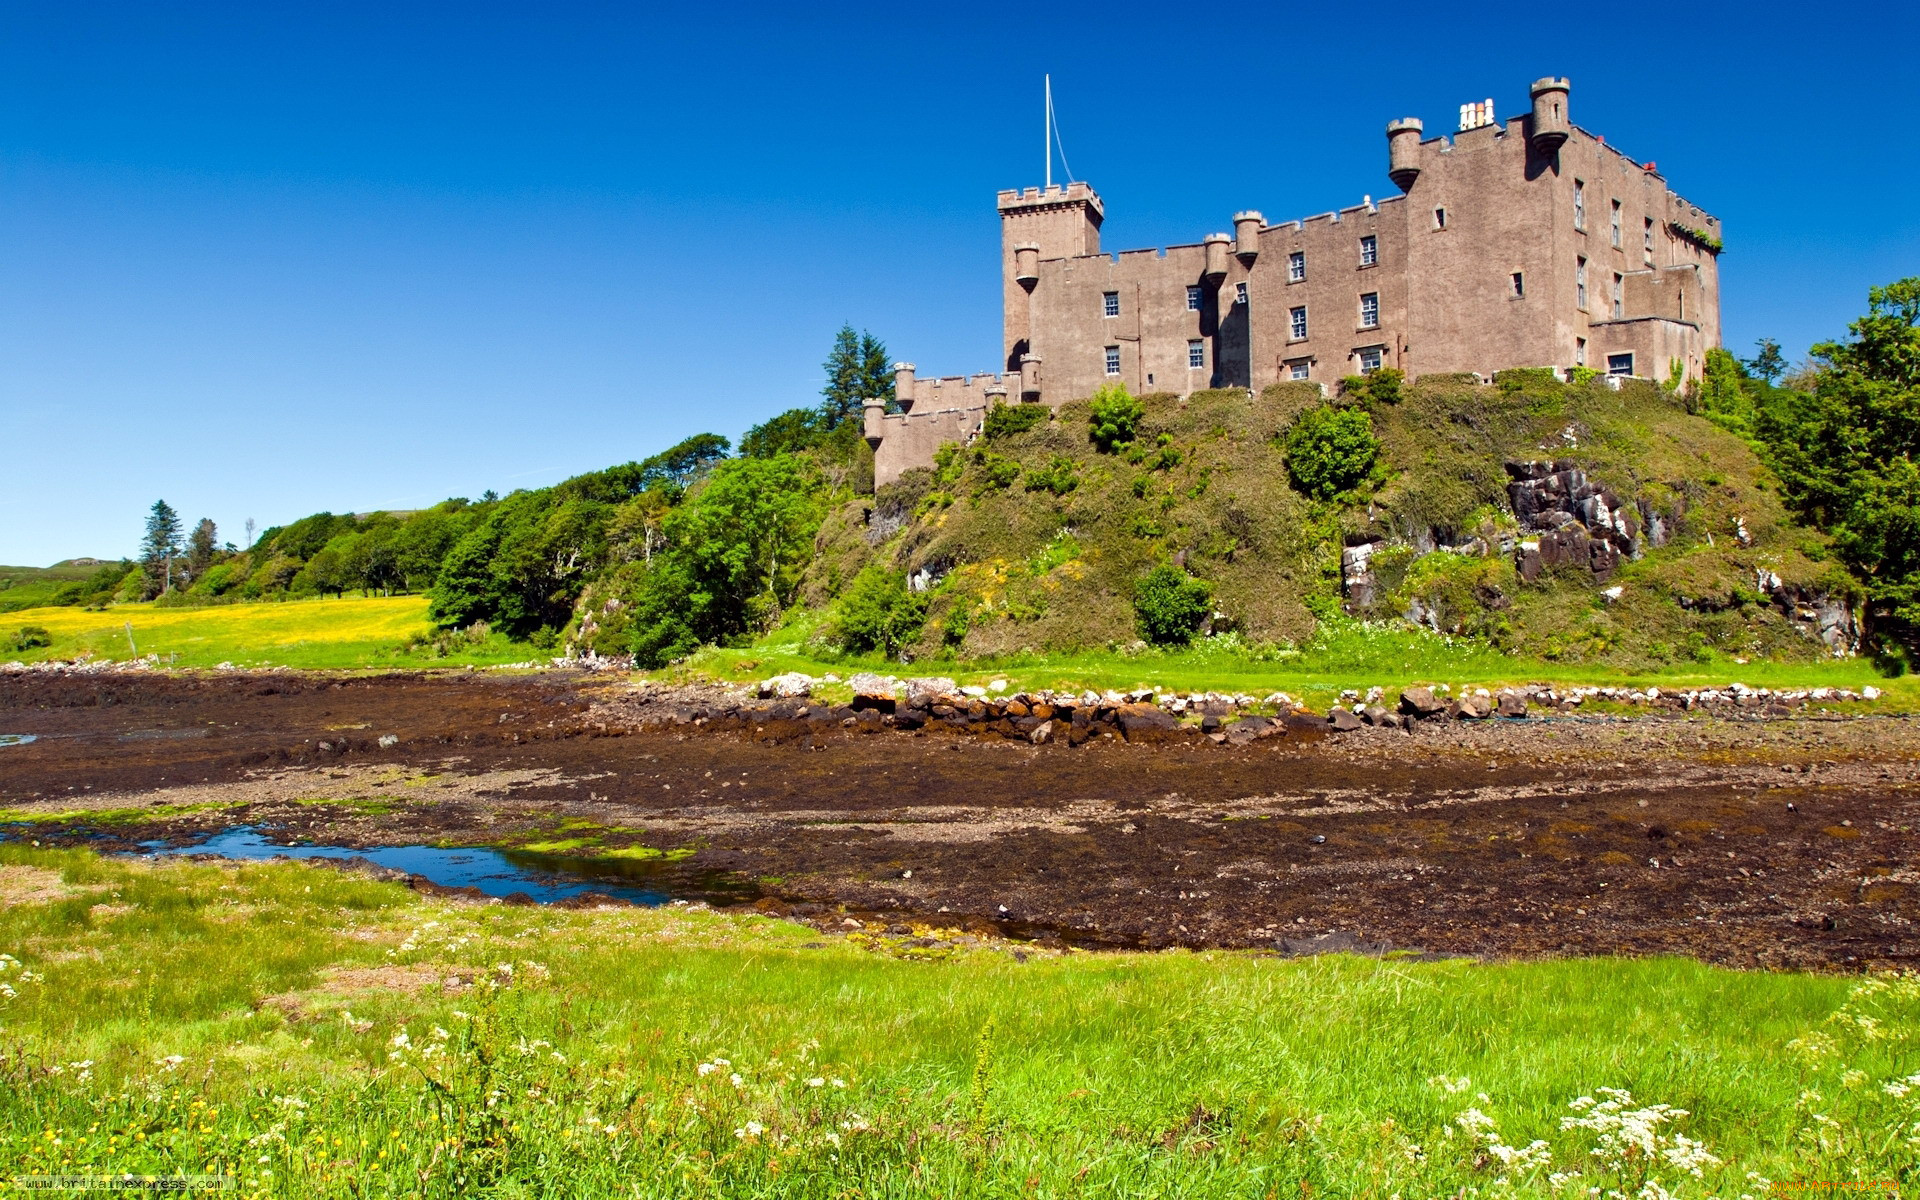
<box><xmin>0</xmin><ymin>596</ymin><xmax>515</xmax><ymax>669</ymax></box>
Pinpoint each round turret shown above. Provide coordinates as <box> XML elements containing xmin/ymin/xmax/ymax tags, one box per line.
<box><xmin>893</xmin><ymin>362</ymin><xmax>917</xmax><ymax>413</ymax></box>
<box><xmin>862</xmin><ymin>397</ymin><xmax>886</xmax><ymax>448</ymax></box>
<box><xmin>1386</xmin><ymin>118</ymin><xmax>1423</xmax><ymax>191</ymax></box>
<box><xmin>1019</xmin><ymin>354</ymin><xmax>1042</xmax><ymax>401</ymax></box>
<box><xmin>1014</xmin><ymin>243</ymin><xmax>1040</xmax><ymax>290</ymax></box>
<box><xmin>1529</xmin><ymin>77</ymin><xmax>1570</xmax><ymax>155</ymax></box>
<box><xmin>1203</xmin><ymin>233</ymin><xmax>1231</xmax><ymax>281</ymax></box>
<box><xmin>1232</xmin><ymin>212</ymin><xmax>1263</xmax><ymax>261</ymax></box>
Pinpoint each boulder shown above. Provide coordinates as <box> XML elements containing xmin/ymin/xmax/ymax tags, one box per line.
<box><xmin>1222</xmin><ymin>716</ymin><xmax>1276</xmax><ymax>746</ymax></box>
<box><xmin>1496</xmin><ymin>691</ymin><xmax>1528</xmax><ymax>718</ymax></box>
<box><xmin>1115</xmin><ymin>703</ymin><xmax>1182</xmax><ymax>743</ymax></box>
<box><xmin>758</xmin><ymin>672</ymin><xmax>814</xmax><ymax>699</ymax></box>
<box><xmin>1029</xmin><ymin>719</ymin><xmax>1054</xmax><ymax>745</ymax></box>
<box><xmin>1399</xmin><ymin>686</ymin><xmax>1446</xmax><ymax>717</ymax></box>
<box><xmin>847</xmin><ymin>673</ymin><xmax>899</xmax><ymax>712</ymax></box>
<box><xmin>1457</xmin><ymin>694</ymin><xmax>1493</xmax><ymax>720</ymax></box>
<box><xmin>903</xmin><ymin>677</ymin><xmax>958</xmax><ymax>708</ymax></box>
<box><xmin>1328</xmin><ymin>707</ymin><xmax>1363</xmax><ymax>732</ymax></box>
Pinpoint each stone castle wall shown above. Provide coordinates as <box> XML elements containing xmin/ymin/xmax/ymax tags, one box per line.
<box><xmin>867</xmin><ymin>76</ymin><xmax>1723</xmax><ymax>490</ymax></box>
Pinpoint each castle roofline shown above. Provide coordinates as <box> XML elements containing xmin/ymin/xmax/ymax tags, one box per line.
<box><xmin>996</xmin><ymin>181</ymin><xmax>1104</xmax><ymax>218</ymax></box>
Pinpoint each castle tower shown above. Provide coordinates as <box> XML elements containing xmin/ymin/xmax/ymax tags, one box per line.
<box><xmin>1529</xmin><ymin>77</ymin><xmax>1571</xmax><ymax>156</ymax></box>
<box><xmin>998</xmin><ymin>182</ymin><xmax>1103</xmax><ymax>372</ymax></box>
<box><xmin>1386</xmin><ymin>117</ymin><xmax>1424</xmax><ymax>190</ymax></box>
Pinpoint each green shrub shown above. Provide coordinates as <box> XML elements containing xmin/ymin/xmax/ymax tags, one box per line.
<box><xmin>1568</xmin><ymin>365</ymin><xmax>1601</xmax><ymax>386</ymax></box>
<box><xmin>833</xmin><ymin>565</ymin><xmax>927</xmax><ymax>656</ymax></box>
<box><xmin>983</xmin><ymin>402</ymin><xmax>1048</xmax><ymax>441</ymax></box>
<box><xmin>1282</xmin><ymin>405</ymin><xmax>1382</xmax><ymax>501</ymax></box>
<box><xmin>1023</xmin><ymin>456</ymin><xmax>1079</xmax><ymax>496</ymax></box>
<box><xmin>1088</xmin><ymin>382</ymin><xmax>1144</xmax><ymax>452</ymax></box>
<box><xmin>1133</xmin><ymin>564</ymin><xmax>1212</xmax><ymax>646</ymax></box>
<box><xmin>1340</xmin><ymin>366</ymin><xmax>1404</xmax><ymax>406</ymax></box>
<box><xmin>4</xmin><ymin>625</ymin><xmax>52</xmax><ymax>653</ymax></box>
<box><xmin>971</xmin><ymin>450</ymin><xmax>1022</xmax><ymax>494</ymax></box>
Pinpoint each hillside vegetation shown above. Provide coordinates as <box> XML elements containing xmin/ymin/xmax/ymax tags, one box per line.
<box><xmin>802</xmin><ymin>372</ymin><xmax>1853</xmax><ymax>673</ymax></box>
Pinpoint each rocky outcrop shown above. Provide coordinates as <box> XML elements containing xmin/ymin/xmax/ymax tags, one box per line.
<box><xmin>1506</xmin><ymin>459</ymin><xmax>1668</xmax><ymax>584</ymax></box>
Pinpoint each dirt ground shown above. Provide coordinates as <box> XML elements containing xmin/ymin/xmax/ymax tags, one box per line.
<box><xmin>2</xmin><ymin>670</ymin><xmax>1917</xmax><ymax>969</ymax></box>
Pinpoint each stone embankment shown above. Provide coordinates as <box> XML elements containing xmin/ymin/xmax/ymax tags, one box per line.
<box><xmin>585</xmin><ymin>671</ymin><xmax>1886</xmax><ymax>746</ymax></box>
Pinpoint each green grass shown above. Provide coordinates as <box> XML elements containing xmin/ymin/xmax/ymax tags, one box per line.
<box><xmin>2</xmin><ymin>591</ymin><xmax>1909</xmax><ymax>715</ymax></box>
<box><xmin>672</xmin><ymin>611</ymin><xmax>1917</xmax><ymax>715</ymax></box>
<box><xmin>0</xmin><ymin>843</ymin><xmax>1914</xmax><ymax>1196</ymax></box>
<box><xmin>0</xmin><ymin>595</ymin><xmax>538</xmax><ymax>670</ymax></box>
<box><xmin>0</xmin><ymin>563</ymin><xmax>104</xmax><ymax>616</ymax></box>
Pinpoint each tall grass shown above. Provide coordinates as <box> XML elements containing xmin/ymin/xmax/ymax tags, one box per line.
<box><xmin>0</xmin><ymin>844</ymin><xmax>1914</xmax><ymax>1196</ymax></box>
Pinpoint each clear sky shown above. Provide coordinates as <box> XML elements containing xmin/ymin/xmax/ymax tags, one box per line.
<box><xmin>3</xmin><ymin>1</ymin><xmax>1916</xmax><ymax>566</ymax></box>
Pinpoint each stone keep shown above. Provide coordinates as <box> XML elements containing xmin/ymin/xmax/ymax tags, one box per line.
<box><xmin>867</xmin><ymin>75</ymin><xmax>1722</xmax><ymax>488</ymax></box>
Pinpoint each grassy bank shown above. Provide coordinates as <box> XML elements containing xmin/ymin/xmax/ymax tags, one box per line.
<box><xmin>0</xmin><ymin>844</ymin><xmax>1914</xmax><ymax>1196</ymax></box>
<box><xmin>4</xmin><ymin>594</ymin><xmax>1912</xmax><ymax>713</ymax></box>
<box><xmin>670</xmin><ymin>611</ymin><xmax>1917</xmax><ymax>714</ymax></box>
<box><xmin>0</xmin><ymin>596</ymin><xmax>536</xmax><ymax>670</ymax></box>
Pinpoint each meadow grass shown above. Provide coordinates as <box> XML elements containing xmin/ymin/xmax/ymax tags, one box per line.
<box><xmin>4</xmin><ymin>594</ymin><xmax>1912</xmax><ymax>711</ymax></box>
<box><xmin>677</xmin><ymin>612</ymin><xmax>1917</xmax><ymax>715</ymax></box>
<box><xmin>0</xmin><ymin>596</ymin><xmax>534</xmax><ymax>670</ymax></box>
<box><xmin>0</xmin><ymin>843</ymin><xmax>1914</xmax><ymax>1197</ymax></box>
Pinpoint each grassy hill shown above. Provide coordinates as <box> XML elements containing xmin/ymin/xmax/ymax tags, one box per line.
<box><xmin>0</xmin><ymin>561</ymin><xmax>114</xmax><ymax>615</ymax></box>
<box><xmin>805</xmin><ymin>374</ymin><xmax>1856</xmax><ymax>672</ymax></box>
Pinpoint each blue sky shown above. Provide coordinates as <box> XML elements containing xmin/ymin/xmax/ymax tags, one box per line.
<box><xmin>3</xmin><ymin>1</ymin><xmax>1916</xmax><ymax>566</ymax></box>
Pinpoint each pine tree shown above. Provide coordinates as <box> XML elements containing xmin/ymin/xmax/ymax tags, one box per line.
<box><xmin>141</xmin><ymin>500</ymin><xmax>184</xmax><ymax>596</ymax></box>
<box><xmin>819</xmin><ymin>325</ymin><xmax>897</xmax><ymax>430</ymax></box>
<box><xmin>186</xmin><ymin>518</ymin><xmax>219</xmax><ymax>579</ymax></box>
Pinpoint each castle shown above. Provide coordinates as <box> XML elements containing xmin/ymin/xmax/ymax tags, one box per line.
<box><xmin>865</xmin><ymin>76</ymin><xmax>1723</xmax><ymax>488</ymax></box>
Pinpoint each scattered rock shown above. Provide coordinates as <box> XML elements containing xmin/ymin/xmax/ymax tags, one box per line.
<box><xmin>1328</xmin><ymin>707</ymin><xmax>1363</xmax><ymax>732</ymax></box>
<box><xmin>1399</xmin><ymin>686</ymin><xmax>1445</xmax><ymax>718</ymax></box>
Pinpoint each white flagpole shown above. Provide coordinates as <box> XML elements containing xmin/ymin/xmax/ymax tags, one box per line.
<box><xmin>1044</xmin><ymin>74</ymin><xmax>1052</xmax><ymax>189</ymax></box>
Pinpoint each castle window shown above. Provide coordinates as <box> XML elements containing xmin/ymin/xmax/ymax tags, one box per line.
<box><xmin>1644</xmin><ymin>217</ymin><xmax>1655</xmax><ymax>259</ymax></box>
<box><xmin>1357</xmin><ymin>346</ymin><xmax>1384</xmax><ymax>373</ymax></box>
<box><xmin>1359</xmin><ymin>292</ymin><xmax>1379</xmax><ymax>329</ymax></box>
<box><xmin>1574</xmin><ymin>180</ymin><xmax>1585</xmax><ymax>230</ymax></box>
<box><xmin>1188</xmin><ymin>340</ymin><xmax>1205</xmax><ymax>369</ymax></box>
<box><xmin>1234</xmin><ymin>281</ymin><xmax>1249</xmax><ymax>305</ymax></box>
<box><xmin>1186</xmin><ymin>285</ymin><xmax>1203</xmax><ymax>311</ymax></box>
<box><xmin>1359</xmin><ymin>235</ymin><xmax>1377</xmax><ymax>267</ymax></box>
<box><xmin>1611</xmin><ymin>199</ymin><xmax>1622</xmax><ymax>248</ymax></box>
<box><xmin>1433</xmin><ymin>207</ymin><xmax>1448</xmax><ymax>229</ymax></box>
<box><xmin>1289</xmin><ymin>306</ymin><xmax>1308</xmax><ymax>341</ymax></box>
<box><xmin>1607</xmin><ymin>352</ymin><xmax>1635</xmax><ymax>377</ymax></box>
<box><xmin>1576</xmin><ymin>337</ymin><xmax>1587</xmax><ymax>366</ymax></box>
<box><xmin>1511</xmin><ymin>272</ymin><xmax>1524</xmax><ymax>298</ymax></box>
<box><xmin>1103</xmin><ymin>291</ymin><xmax>1120</xmax><ymax>318</ymax></box>
<box><xmin>1288</xmin><ymin>251</ymin><xmax>1305</xmax><ymax>282</ymax></box>
<box><xmin>1576</xmin><ymin>257</ymin><xmax>1588</xmax><ymax>310</ymax></box>
<box><xmin>1104</xmin><ymin>346</ymin><xmax>1121</xmax><ymax>376</ymax></box>
<box><xmin>1611</xmin><ymin>273</ymin><xmax>1623</xmax><ymax>319</ymax></box>
<box><xmin>1289</xmin><ymin>361</ymin><xmax>1311</xmax><ymax>381</ymax></box>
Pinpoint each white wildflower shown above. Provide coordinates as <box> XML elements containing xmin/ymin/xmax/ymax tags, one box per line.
<box><xmin>157</xmin><ymin>1054</ymin><xmax>185</xmax><ymax>1071</ymax></box>
<box><xmin>1428</xmin><ymin>1074</ymin><xmax>1472</xmax><ymax>1094</ymax></box>
<box><xmin>734</xmin><ymin>1120</ymin><xmax>765</xmax><ymax>1139</ymax></box>
<box><xmin>806</xmin><ymin>1077</ymin><xmax>825</xmax><ymax>1088</ymax></box>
